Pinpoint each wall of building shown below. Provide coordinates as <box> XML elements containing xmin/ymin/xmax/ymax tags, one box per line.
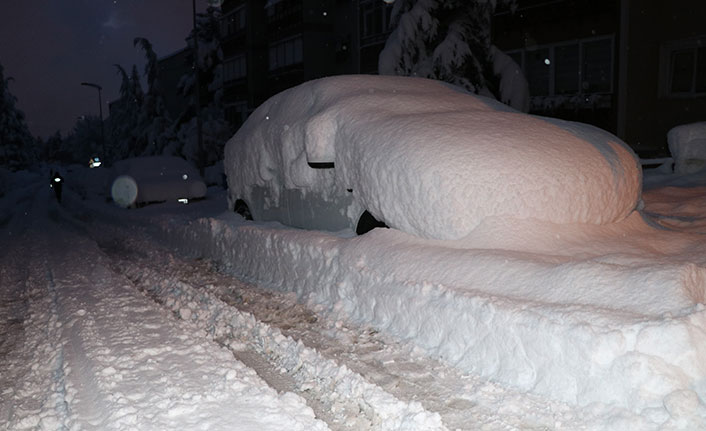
<box><xmin>622</xmin><ymin>1</ymin><xmax>706</xmax><ymax>157</ymax></box>
<box><xmin>157</xmin><ymin>48</ymin><xmax>192</xmax><ymax>121</ymax></box>
<box><xmin>493</xmin><ymin>0</ymin><xmax>620</xmax><ymax>134</ymax></box>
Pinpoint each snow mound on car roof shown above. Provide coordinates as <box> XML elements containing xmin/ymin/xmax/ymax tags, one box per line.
<box><xmin>225</xmin><ymin>75</ymin><xmax>641</xmax><ymax>240</ymax></box>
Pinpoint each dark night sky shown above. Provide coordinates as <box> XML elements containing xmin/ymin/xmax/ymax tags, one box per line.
<box><xmin>0</xmin><ymin>0</ymin><xmax>209</xmax><ymax>139</ymax></box>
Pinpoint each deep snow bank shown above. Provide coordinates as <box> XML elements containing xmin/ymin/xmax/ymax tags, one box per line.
<box><xmin>224</xmin><ymin>75</ymin><xmax>642</xmax><ymax>241</ymax></box>
<box><xmin>157</xmin><ymin>212</ymin><xmax>706</xmax><ymax>429</ymax></box>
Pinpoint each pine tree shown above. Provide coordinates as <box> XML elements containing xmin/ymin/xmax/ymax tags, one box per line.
<box><xmin>42</xmin><ymin>131</ymin><xmax>64</xmax><ymax>163</ymax></box>
<box><xmin>62</xmin><ymin>116</ymin><xmax>103</xmax><ymax>164</ymax></box>
<box><xmin>133</xmin><ymin>37</ymin><xmax>175</xmax><ymax>157</ymax></box>
<box><xmin>0</xmin><ymin>63</ymin><xmax>37</xmax><ymax>170</ymax></box>
<box><xmin>107</xmin><ymin>64</ymin><xmax>143</xmax><ymax>159</ymax></box>
<box><xmin>379</xmin><ymin>0</ymin><xmax>515</xmax><ymax>96</ymax></box>
<box><xmin>172</xmin><ymin>6</ymin><xmax>230</xmax><ymax>167</ymax></box>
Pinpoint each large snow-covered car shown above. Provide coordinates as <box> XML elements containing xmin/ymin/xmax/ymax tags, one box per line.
<box><xmin>224</xmin><ymin>75</ymin><xmax>642</xmax><ymax>240</ymax></box>
<box><xmin>110</xmin><ymin>156</ymin><xmax>207</xmax><ymax>208</ymax></box>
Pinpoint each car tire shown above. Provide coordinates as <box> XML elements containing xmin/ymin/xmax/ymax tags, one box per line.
<box><xmin>356</xmin><ymin>210</ymin><xmax>387</xmax><ymax>235</ymax></box>
<box><xmin>234</xmin><ymin>199</ymin><xmax>253</xmax><ymax>220</ymax></box>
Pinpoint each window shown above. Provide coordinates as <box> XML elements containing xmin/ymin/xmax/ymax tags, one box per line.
<box><xmin>582</xmin><ymin>39</ymin><xmax>612</xmax><ymax>93</ymax></box>
<box><xmin>225</xmin><ymin>101</ymin><xmax>249</xmax><ymax>129</ymax></box>
<box><xmin>265</xmin><ymin>0</ymin><xmax>301</xmax><ymax>22</ymax></box>
<box><xmin>661</xmin><ymin>37</ymin><xmax>706</xmax><ymax>97</ymax></box>
<box><xmin>268</xmin><ymin>36</ymin><xmax>303</xmax><ymax>71</ymax></box>
<box><xmin>525</xmin><ymin>48</ymin><xmax>551</xmax><ymax>96</ymax></box>
<box><xmin>221</xmin><ymin>6</ymin><xmax>246</xmax><ymax>37</ymax></box>
<box><xmin>223</xmin><ymin>55</ymin><xmax>247</xmax><ymax>82</ymax></box>
<box><xmin>508</xmin><ymin>36</ymin><xmax>614</xmax><ymax>98</ymax></box>
<box><xmin>360</xmin><ymin>0</ymin><xmax>393</xmax><ymax>44</ymax></box>
<box><xmin>554</xmin><ymin>44</ymin><xmax>579</xmax><ymax>94</ymax></box>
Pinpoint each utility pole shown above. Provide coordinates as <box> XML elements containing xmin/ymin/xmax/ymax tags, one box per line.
<box><xmin>80</xmin><ymin>82</ymin><xmax>106</xmax><ymax>162</ymax></box>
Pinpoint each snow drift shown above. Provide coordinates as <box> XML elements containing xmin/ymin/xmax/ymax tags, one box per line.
<box><xmin>224</xmin><ymin>75</ymin><xmax>641</xmax><ymax>241</ymax></box>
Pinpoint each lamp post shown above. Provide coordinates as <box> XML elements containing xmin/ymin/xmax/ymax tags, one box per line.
<box><xmin>80</xmin><ymin>82</ymin><xmax>106</xmax><ymax>162</ymax></box>
<box><xmin>192</xmin><ymin>0</ymin><xmax>204</xmax><ymax>175</ymax></box>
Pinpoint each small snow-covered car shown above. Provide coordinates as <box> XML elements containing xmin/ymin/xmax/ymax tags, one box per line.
<box><xmin>110</xmin><ymin>156</ymin><xmax>207</xmax><ymax>208</ymax></box>
<box><xmin>224</xmin><ymin>75</ymin><xmax>642</xmax><ymax>240</ymax></box>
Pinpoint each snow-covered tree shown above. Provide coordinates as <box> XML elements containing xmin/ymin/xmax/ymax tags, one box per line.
<box><xmin>379</xmin><ymin>0</ymin><xmax>516</xmax><ymax>96</ymax></box>
<box><xmin>0</xmin><ymin>63</ymin><xmax>37</xmax><ymax>170</ymax></box>
<box><xmin>170</xmin><ymin>6</ymin><xmax>230</xmax><ymax>167</ymax></box>
<box><xmin>41</xmin><ymin>130</ymin><xmax>65</xmax><ymax>163</ymax></box>
<box><xmin>61</xmin><ymin>116</ymin><xmax>103</xmax><ymax>164</ymax></box>
<box><xmin>133</xmin><ymin>37</ymin><xmax>175</xmax><ymax>157</ymax></box>
<box><xmin>107</xmin><ymin>64</ymin><xmax>144</xmax><ymax>159</ymax></box>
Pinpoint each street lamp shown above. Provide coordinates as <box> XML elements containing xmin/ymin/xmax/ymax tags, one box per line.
<box><xmin>80</xmin><ymin>82</ymin><xmax>106</xmax><ymax>162</ymax></box>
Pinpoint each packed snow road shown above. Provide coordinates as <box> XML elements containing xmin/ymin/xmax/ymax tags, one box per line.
<box><xmin>0</xmin><ymin>171</ymin><xmax>578</xmax><ymax>430</ymax></box>
<box><xmin>0</xmin><ymin>180</ymin><xmax>328</xmax><ymax>430</ymax></box>
<box><xmin>0</xmin><ymin>174</ymin><xmax>599</xmax><ymax>431</ymax></box>
<box><xmin>3</xmin><ymin>166</ymin><xmax>706</xmax><ymax>430</ymax></box>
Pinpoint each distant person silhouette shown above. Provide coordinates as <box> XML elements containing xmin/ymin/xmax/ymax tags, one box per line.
<box><xmin>51</xmin><ymin>171</ymin><xmax>64</xmax><ymax>203</ymax></box>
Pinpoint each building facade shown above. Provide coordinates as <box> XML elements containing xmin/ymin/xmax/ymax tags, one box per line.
<box><xmin>218</xmin><ymin>0</ymin><xmax>393</xmax><ymax>131</ymax></box>
<box><xmin>494</xmin><ymin>0</ymin><xmax>706</xmax><ymax>157</ymax></box>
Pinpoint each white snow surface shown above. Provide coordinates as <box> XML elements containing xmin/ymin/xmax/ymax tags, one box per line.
<box><xmin>668</xmin><ymin>122</ymin><xmax>706</xmax><ymax>174</ymax></box>
<box><xmin>224</xmin><ymin>75</ymin><xmax>642</xmax><ymax>240</ymax></box>
<box><xmin>4</xmin><ymin>131</ymin><xmax>706</xmax><ymax>428</ymax></box>
<box><xmin>0</xmin><ymin>177</ymin><xmax>329</xmax><ymax>430</ymax></box>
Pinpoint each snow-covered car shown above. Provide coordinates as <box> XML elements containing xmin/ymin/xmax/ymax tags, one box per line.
<box><xmin>110</xmin><ymin>156</ymin><xmax>207</xmax><ymax>208</ymax></box>
<box><xmin>224</xmin><ymin>75</ymin><xmax>642</xmax><ymax>240</ymax></box>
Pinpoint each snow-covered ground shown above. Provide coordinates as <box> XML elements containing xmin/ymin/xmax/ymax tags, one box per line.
<box><xmin>1</xmin><ymin>157</ymin><xmax>706</xmax><ymax>430</ymax></box>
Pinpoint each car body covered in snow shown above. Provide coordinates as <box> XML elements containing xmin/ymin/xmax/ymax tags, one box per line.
<box><xmin>110</xmin><ymin>156</ymin><xmax>207</xmax><ymax>208</ymax></box>
<box><xmin>224</xmin><ymin>75</ymin><xmax>642</xmax><ymax>240</ymax></box>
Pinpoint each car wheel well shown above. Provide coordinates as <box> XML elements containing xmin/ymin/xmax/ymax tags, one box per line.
<box><xmin>356</xmin><ymin>210</ymin><xmax>388</xmax><ymax>235</ymax></box>
<box><xmin>234</xmin><ymin>199</ymin><xmax>253</xmax><ymax>220</ymax></box>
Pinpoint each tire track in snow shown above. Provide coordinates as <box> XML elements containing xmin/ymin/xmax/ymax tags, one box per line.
<box><xmin>101</xmin><ymin>246</ymin><xmax>446</xmax><ymax>430</ymax></box>
<box><xmin>43</xmin><ymin>269</ymin><xmax>72</xmax><ymax>431</ymax></box>
<box><xmin>95</xmin><ymin>229</ymin><xmax>582</xmax><ymax>431</ymax></box>
<box><xmin>4</xmin><ymin>186</ymin><xmax>331</xmax><ymax>430</ymax></box>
